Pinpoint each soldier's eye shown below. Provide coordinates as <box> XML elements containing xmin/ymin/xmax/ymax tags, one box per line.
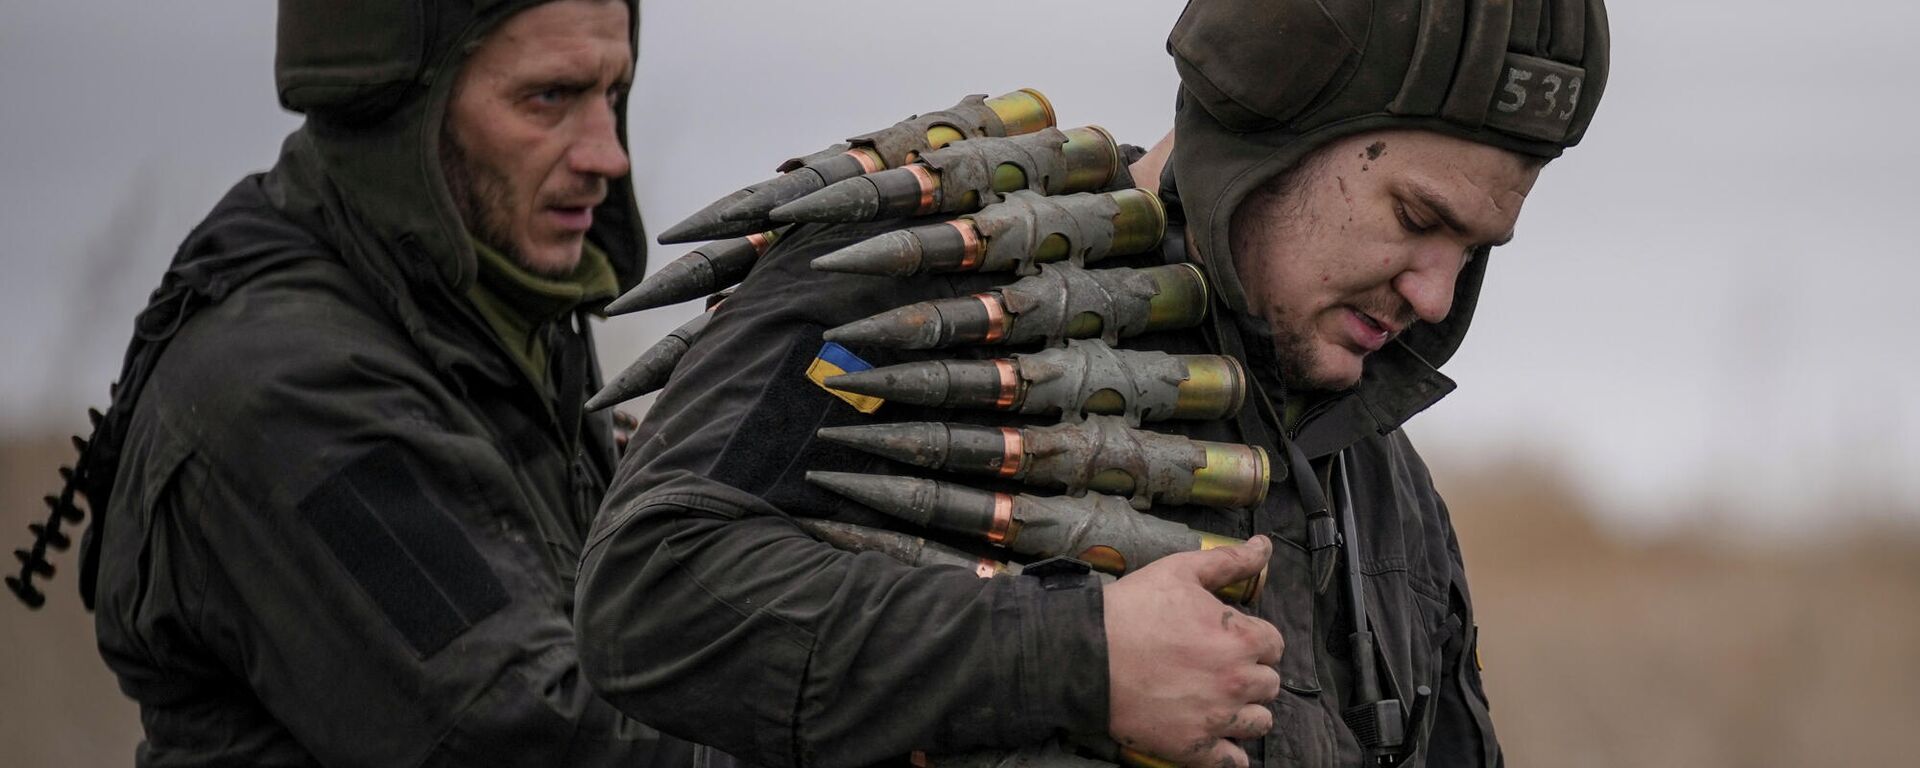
<box><xmin>1395</xmin><ymin>201</ymin><xmax>1433</xmax><ymax>235</ymax></box>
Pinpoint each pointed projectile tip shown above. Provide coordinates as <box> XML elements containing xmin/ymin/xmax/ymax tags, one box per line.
<box><xmin>822</xmin><ymin>303</ymin><xmax>943</xmax><ymax>349</ymax></box>
<box><xmin>791</xmin><ymin>517</ymin><xmax>864</xmax><ymax>547</ymax></box>
<box><xmin>658</xmin><ymin>188</ymin><xmax>772</xmax><ymax>244</ymax></box>
<box><xmin>607</xmin><ymin>255</ymin><xmax>708</xmax><ymax>316</ymax></box>
<box><xmin>822</xmin><ymin>360</ymin><xmax>951</xmax><ymax>406</ymax></box>
<box><xmin>721</xmin><ymin>170</ymin><xmax>824</xmax><ymax>222</ymax></box>
<box><xmin>810</xmin><ymin>231</ymin><xmax>923</xmax><ymax>276</ymax></box>
<box><xmin>818</xmin><ymin>367</ymin><xmax>890</xmax><ymax>399</ymax></box>
<box><xmin>770</xmin><ymin>177</ymin><xmax>881</xmax><ymax>224</ymax></box>
<box><xmin>805</xmin><ymin>471</ymin><xmax>935</xmax><ymax>521</ymax></box>
<box><xmin>586</xmin><ymin>336</ymin><xmax>690</xmax><ymax>411</ymax></box>
<box><xmin>815</xmin><ymin>423</ymin><xmax>946</xmax><ymax>468</ymax></box>
<box><xmin>807</xmin><ymin>469</ymin><xmax>891</xmax><ymax>503</ymax></box>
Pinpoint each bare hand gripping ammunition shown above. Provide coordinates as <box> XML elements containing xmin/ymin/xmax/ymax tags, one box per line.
<box><xmin>816</xmin><ymin>415</ymin><xmax>1269</xmax><ymax>510</ymax></box>
<box><xmin>807</xmin><ymin>471</ymin><xmax>1264</xmax><ymax>604</ymax></box>
<box><xmin>770</xmin><ymin>126</ymin><xmax>1123</xmax><ymax>224</ymax></box>
<box><xmin>825</xmin><ymin>339</ymin><xmax>1246</xmax><ymax>424</ymax></box>
<box><xmin>809</xmin><ymin>189</ymin><xmax>1165</xmax><ymax>277</ymax></box>
<box><xmin>824</xmin><ymin>263</ymin><xmax>1207</xmax><ymax>350</ymax></box>
<box><xmin>658</xmin><ymin>89</ymin><xmax>1055</xmax><ymax>244</ymax></box>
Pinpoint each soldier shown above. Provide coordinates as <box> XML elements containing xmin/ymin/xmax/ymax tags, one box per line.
<box><xmin>577</xmin><ymin>1</ymin><xmax>1608</xmax><ymax>767</ymax></box>
<box><xmin>31</xmin><ymin>1</ymin><xmax>704</xmax><ymax>764</ymax></box>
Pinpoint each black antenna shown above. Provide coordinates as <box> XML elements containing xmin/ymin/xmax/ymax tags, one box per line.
<box><xmin>6</xmin><ymin>411</ymin><xmax>100</xmax><ymax>609</ymax></box>
<box><xmin>1334</xmin><ymin>450</ymin><xmax>1409</xmax><ymax>760</ymax></box>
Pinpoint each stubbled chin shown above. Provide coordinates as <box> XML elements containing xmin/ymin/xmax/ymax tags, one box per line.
<box><xmin>515</xmin><ymin>237</ymin><xmax>585</xmax><ymax>276</ymax></box>
<box><xmin>1308</xmin><ymin>344</ymin><xmax>1367</xmax><ymax>391</ymax></box>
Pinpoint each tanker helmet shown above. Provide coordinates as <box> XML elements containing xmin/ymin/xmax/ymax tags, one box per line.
<box><xmin>1168</xmin><ymin>0</ymin><xmax>1609</xmax><ymax>369</ymax></box>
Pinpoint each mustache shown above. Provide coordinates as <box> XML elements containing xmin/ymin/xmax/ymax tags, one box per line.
<box><xmin>542</xmin><ymin>178</ymin><xmax>608</xmax><ymax>208</ymax></box>
<box><xmin>1353</xmin><ymin>292</ymin><xmax>1418</xmax><ymax>332</ymax></box>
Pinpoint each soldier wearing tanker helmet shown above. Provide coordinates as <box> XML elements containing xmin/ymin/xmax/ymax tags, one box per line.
<box><xmin>578</xmin><ymin>1</ymin><xmax>1608</xmax><ymax>767</ymax></box>
<box><xmin>9</xmin><ymin>0</ymin><xmax>716</xmax><ymax>765</ymax></box>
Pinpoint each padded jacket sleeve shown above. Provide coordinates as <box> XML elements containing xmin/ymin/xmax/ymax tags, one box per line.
<box><xmin>574</xmin><ymin>223</ymin><xmax>1112</xmax><ymax>768</ymax></box>
<box><xmin>93</xmin><ymin>259</ymin><xmax>696</xmax><ymax>768</ymax></box>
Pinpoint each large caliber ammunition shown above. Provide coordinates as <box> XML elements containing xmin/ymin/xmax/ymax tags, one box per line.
<box><xmin>810</xmin><ymin>189</ymin><xmax>1165</xmax><ymax>277</ymax></box>
<box><xmin>722</xmin><ymin>90</ymin><xmax>1056</xmax><ymax>222</ymax></box>
<box><xmin>769</xmin><ymin>126</ymin><xmax>1123</xmax><ymax>224</ymax></box>
<box><xmin>659</xmin><ymin>90</ymin><xmax>1056</xmax><ymax>243</ymax></box>
<box><xmin>606</xmin><ymin>230</ymin><xmax>781</xmax><ymax>315</ymax></box>
<box><xmin>656</xmin><ymin>186</ymin><xmax>784</xmax><ymax>245</ymax></box>
<box><xmin>793</xmin><ymin>518</ymin><xmax>1010</xmax><ymax>579</ymax></box>
<box><xmin>824</xmin><ymin>263</ymin><xmax>1206</xmax><ymax>350</ymax></box>
<box><xmin>816</xmin><ymin>415</ymin><xmax>1269</xmax><ymax>510</ymax></box>
<box><xmin>586</xmin><ymin>310</ymin><xmax>711</xmax><ymax>410</ymax></box>
<box><xmin>807</xmin><ymin>472</ymin><xmax>1264</xmax><ymax>604</ymax></box>
<box><xmin>825</xmin><ymin>339</ymin><xmax>1246</xmax><ymax>425</ymax></box>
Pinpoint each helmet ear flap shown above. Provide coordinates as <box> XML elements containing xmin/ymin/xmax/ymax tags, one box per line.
<box><xmin>1167</xmin><ymin>0</ymin><xmax>1366</xmax><ymax>131</ymax></box>
<box><xmin>274</xmin><ymin>1</ymin><xmax>427</xmax><ymax>124</ymax></box>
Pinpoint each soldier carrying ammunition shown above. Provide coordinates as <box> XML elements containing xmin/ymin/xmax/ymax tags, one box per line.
<box><xmin>578</xmin><ymin>2</ymin><xmax>1611</xmax><ymax>767</ymax></box>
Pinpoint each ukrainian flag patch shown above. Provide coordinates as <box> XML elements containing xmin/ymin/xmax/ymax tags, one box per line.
<box><xmin>806</xmin><ymin>342</ymin><xmax>884</xmax><ymax>414</ymax></box>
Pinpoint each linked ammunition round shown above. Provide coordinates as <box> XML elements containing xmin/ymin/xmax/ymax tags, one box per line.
<box><xmin>806</xmin><ymin>472</ymin><xmax>1263</xmax><ymax>604</ymax></box>
<box><xmin>771</xmin><ymin>126</ymin><xmax>1124</xmax><ymax>224</ymax></box>
<box><xmin>824</xmin><ymin>340</ymin><xmax>1247</xmax><ymax>424</ymax></box>
<box><xmin>656</xmin><ymin>186</ymin><xmax>776</xmax><ymax>245</ymax></box>
<box><xmin>816</xmin><ymin>417</ymin><xmax>1270</xmax><ymax>510</ymax></box>
<box><xmin>672</xmin><ymin>90</ymin><xmax>1059</xmax><ymax>236</ymax></box>
<box><xmin>823</xmin><ymin>263</ymin><xmax>1207</xmax><ymax>350</ymax></box>
<box><xmin>809</xmin><ymin>189</ymin><xmax>1167</xmax><ymax>277</ymax></box>
<box><xmin>793</xmin><ymin>517</ymin><xmax>1007</xmax><ymax>579</ymax></box>
<box><xmin>607</xmin><ymin>230</ymin><xmax>781</xmax><ymax>315</ymax></box>
<box><xmin>586</xmin><ymin>309</ymin><xmax>712</xmax><ymax>410</ymax></box>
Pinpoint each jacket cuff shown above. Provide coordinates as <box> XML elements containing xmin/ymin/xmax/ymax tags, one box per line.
<box><xmin>1006</xmin><ymin>570</ymin><xmax>1110</xmax><ymax>742</ymax></box>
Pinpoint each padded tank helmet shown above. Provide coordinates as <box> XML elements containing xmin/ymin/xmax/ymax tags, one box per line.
<box><xmin>271</xmin><ymin>0</ymin><xmax>647</xmax><ymax>289</ymax></box>
<box><xmin>1168</xmin><ymin>0</ymin><xmax>1609</xmax><ymax>368</ymax></box>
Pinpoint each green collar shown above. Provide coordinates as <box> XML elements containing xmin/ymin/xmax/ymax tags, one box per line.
<box><xmin>465</xmin><ymin>239</ymin><xmax>618</xmax><ymax>391</ymax></box>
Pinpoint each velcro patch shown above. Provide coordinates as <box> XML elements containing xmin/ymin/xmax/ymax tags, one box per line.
<box><xmin>805</xmin><ymin>342</ymin><xmax>884</xmax><ymax>414</ymax></box>
<box><xmin>299</xmin><ymin>445</ymin><xmax>509</xmax><ymax>658</ymax></box>
<box><xmin>1484</xmin><ymin>53</ymin><xmax>1587</xmax><ymax>142</ymax></box>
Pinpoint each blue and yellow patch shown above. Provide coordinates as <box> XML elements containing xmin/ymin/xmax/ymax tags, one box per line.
<box><xmin>806</xmin><ymin>342</ymin><xmax>884</xmax><ymax>414</ymax></box>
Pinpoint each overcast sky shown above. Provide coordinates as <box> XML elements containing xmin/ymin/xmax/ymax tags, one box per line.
<box><xmin>2</xmin><ymin>1</ymin><xmax>1915</xmax><ymax>536</ymax></box>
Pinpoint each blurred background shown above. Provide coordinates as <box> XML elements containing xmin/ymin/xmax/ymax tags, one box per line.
<box><xmin>3</xmin><ymin>1</ymin><xmax>1915</xmax><ymax>765</ymax></box>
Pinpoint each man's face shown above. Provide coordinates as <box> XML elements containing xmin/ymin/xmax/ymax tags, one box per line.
<box><xmin>444</xmin><ymin>0</ymin><xmax>632</xmax><ymax>276</ymax></box>
<box><xmin>1228</xmin><ymin>129</ymin><xmax>1541</xmax><ymax>393</ymax></box>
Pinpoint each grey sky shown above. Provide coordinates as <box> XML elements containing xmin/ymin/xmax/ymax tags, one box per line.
<box><xmin>1</xmin><ymin>1</ymin><xmax>1915</xmax><ymax>535</ymax></box>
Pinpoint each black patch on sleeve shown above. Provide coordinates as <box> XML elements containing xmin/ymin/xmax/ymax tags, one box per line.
<box><xmin>707</xmin><ymin>330</ymin><xmax>902</xmax><ymax>517</ymax></box>
<box><xmin>709</xmin><ymin>332</ymin><xmax>839</xmax><ymax>499</ymax></box>
<box><xmin>299</xmin><ymin>445</ymin><xmax>510</xmax><ymax>658</ymax></box>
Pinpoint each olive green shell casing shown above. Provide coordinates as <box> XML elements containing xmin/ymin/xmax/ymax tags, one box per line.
<box><xmin>806</xmin><ymin>472</ymin><xmax>1263</xmax><ymax>604</ymax></box>
<box><xmin>816</xmin><ymin>416</ymin><xmax>1268</xmax><ymax>510</ymax></box>
<box><xmin>808</xmin><ymin>189</ymin><xmax>1165</xmax><ymax>277</ymax></box>
<box><xmin>823</xmin><ymin>264</ymin><xmax>1205</xmax><ymax>350</ymax></box>
<box><xmin>823</xmin><ymin>340</ymin><xmax>1246</xmax><ymax>425</ymax></box>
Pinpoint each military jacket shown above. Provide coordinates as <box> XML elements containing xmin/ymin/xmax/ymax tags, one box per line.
<box><xmin>88</xmin><ymin>142</ymin><xmax>694</xmax><ymax>767</ymax></box>
<box><xmin>576</xmin><ymin>211</ymin><xmax>1503</xmax><ymax>768</ymax></box>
